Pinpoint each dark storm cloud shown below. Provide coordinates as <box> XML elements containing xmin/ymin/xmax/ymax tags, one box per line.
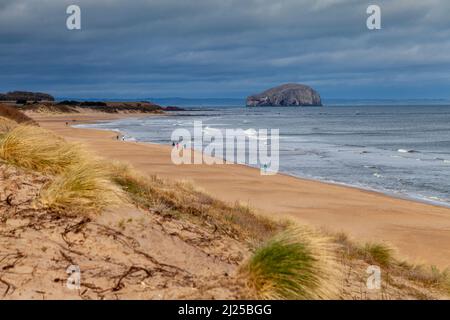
<box><xmin>1</xmin><ymin>0</ymin><xmax>450</xmax><ymax>99</ymax></box>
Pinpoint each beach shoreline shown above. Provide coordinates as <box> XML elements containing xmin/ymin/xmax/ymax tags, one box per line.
<box><xmin>30</xmin><ymin>111</ymin><xmax>450</xmax><ymax>268</ymax></box>
<box><xmin>73</xmin><ymin>112</ymin><xmax>450</xmax><ymax>210</ymax></box>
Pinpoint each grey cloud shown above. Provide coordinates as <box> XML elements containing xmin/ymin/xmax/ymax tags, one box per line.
<box><xmin>0</xmin><ymin>0</ymin><xmax>450</xmax><ymax>99</ymax></box>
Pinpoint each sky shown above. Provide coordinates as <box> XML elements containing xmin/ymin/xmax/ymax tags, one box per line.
<box><xmin>1</xmin><ymin>0</ymin><xmax>450</xmax><ymax>100</ymax></box>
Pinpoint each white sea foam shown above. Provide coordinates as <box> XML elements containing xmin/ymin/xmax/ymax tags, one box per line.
<box><xmin>373</xmin><ymin>173</ymin><xmax>382</xmax><ymax>178</ymax></box>
<box><xmin>398</xmin><ymin>149</ymin><xmax>417</xmax><ymax>153</ymax></box>
<box><xmin>203</xmin><ymin>126</ymin><xmax>222</xmax><ymax>135</ymax></box>
<box><xmin>244</xmin><ymin>128</ymin><xmax>257</xmax><ymax>136</ymax></box>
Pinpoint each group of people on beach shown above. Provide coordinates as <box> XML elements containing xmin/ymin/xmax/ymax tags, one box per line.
<box><xmin>63</xmin><ymin>119</ymin><xmax>268</xmax><ymax>172</ymax></box>
<box><xmin>172</xmin><ymin>140</ymin><xmax>187</xmax><ymax>150</ymax></box>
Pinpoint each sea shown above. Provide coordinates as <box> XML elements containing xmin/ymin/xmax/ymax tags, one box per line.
<box><xmin>77</xmin><ymin>102</ymin><xmax>450</xmax><ymax>207</ymax></box>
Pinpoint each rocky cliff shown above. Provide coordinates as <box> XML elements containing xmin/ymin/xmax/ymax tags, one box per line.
<box><xmin>246</xmin><ymin>83</ymin><xmax>322</xmax><ymax>107</ymax></box>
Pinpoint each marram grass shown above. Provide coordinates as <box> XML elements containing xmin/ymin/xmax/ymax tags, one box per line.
<box><xmin>40</xmin><ymin>160</ymin><xmax>122</xmax><ymax>215</ymax></box>
<box><xmin>241</xmin><ymin>228</ymin><xmax>339</xmax><ymax>300</ymax></box>
<box><xmin>0</xmin><ymin>124</ymin><xmax>123</xmax><ymax>215</ymax></box>
<box><xmin>0</xmin><ymin>116</ymin><xmax>18</xmax><ymax>134</ymax></box>
<box><xmin>0</xmin><ymin>125</ymin><xmax>84</xmax><ymax>174</ymax></box>
<box><xmin>362</xmin><ymin>242</ymin><xmax>393</xmax><ymax>267</ymax></box>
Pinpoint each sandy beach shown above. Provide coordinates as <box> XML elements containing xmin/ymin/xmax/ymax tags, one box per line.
<box><xmin>32</xmin><ymin>112</ymin><xmax>450</xmax><ymax>268</ymax></box>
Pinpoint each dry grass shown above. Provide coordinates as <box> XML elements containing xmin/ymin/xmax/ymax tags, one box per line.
<box><xmin>0</xmin><ymin>104</ymin><xmax>35</xmax><ymax>124</ymax></box>
<box><xmin>397</xmin><ymin>263</ymin><xmax>450</xmax><ymax>294</ymax></box>
<box><xmin>362</xmin><ymin>243</ymin><xmax>394</xmax><ymax>267</ymax></box>
<box><xmin>39</xmin><ymin>160</ymin><xmax>122</xmax><ymax>215</ymax></box>
<box><xmin>109</xmin><ymin>162</ymin><xmax>282</xmax><ymax>243</ymax></box>
<box><xmin>333</xmin><ymin>232</ymin><xmax>450</xmax><ymax>297</ymax></box>
<box><xmin>0</xmin><ymin>125</ymin><xmax>85</xmax><ymax>174</ymax></box>
<box><xmin>0</xmin><ymin>125</ymin><xmax>122</xmax><ymax>215</ymax></box>
<box><xmin>240</xmin><ymin>227</ymin><xmax>339</xmax><ymax>300</ymax></box>
<box><xmin>333</xmin><ymin>232</ymin><xmax>393</xmax><ymax>267</ymax></box>
<box><xmin>0</xmin><ymin>116</ymin><xmax>18</xmax><ymax>134</ymax></box>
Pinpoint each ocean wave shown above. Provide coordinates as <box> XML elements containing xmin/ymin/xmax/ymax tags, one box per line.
<box><xmin>244</xmin><ymin>129</ymin><xmax>269</xmax><ymax>141</ymax></box>
<box><xmin>203</xmin><ymin>126</ymin><xmax>222</xmax><ymax>135</ymax></box>
<box><xmin>373</xmin><ymin>173</ymin><xmax>383</xmax><ymax>178</ymax></box>
<box><xmin>344</xmin><ymin>144</ymin><xmax>366</xmax><ymax>148</ymax></box>
<box><xmin>397</xmin><ymin>149</ymin><xmax>418</xmax><ymax>153</ymax></box>
<box><xmin>244</xmin><ymin>128</ymin><xmax>257</xmax><ymax>136</ymax></box>
<box><xmin>414</xmin><ymin>195</ymin><xmax>450</xmax><ymax>207</ymax></box>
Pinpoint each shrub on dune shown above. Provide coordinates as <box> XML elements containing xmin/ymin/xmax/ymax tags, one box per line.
<box><xmin>0</xmin><ymin>125</ymin><xmax>84</xmax><ymax>174</ymax></box>
<box><xmin>240</xmin><ymin>228</ymin><xmax>338</xmax><ymax>300</ymax></box>
<box><xmin>39</xmin><ymin>161</ymin><xmax>122</xmax><ymax>215</ymax></box>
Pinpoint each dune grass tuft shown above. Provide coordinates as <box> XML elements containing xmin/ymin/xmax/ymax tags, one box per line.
<box><xmin>0</xmin><ymin>116</ymin><xmax>18</xmax><ymax>134</ymax></box>
<box><xmin>400</xmin><ymin>264</ymin><xmax>450</xmax><ymax>293</ymax></box>
<box><xmin>362</xmin><ymin>242</ymin><xmax>393</xmax><ymax>267</ymax></box>
<box><xmin>39</xmin><ymin>160</ymin><xmax>122</xmax><ymax>215</ymax></box>
<box><xmin>0</xmin><ymin>125</ymin><xmax>84</xmax><ymax>174</ymax></box>
<box><xmin>241</xmin><ymin>228</ymin><xmax>338</xmax><ymax>300</ymax></box>
<box><xmin>332</xmin><ymin>232</ymin><xmax>395</xmax><ymax>268</ymax></box>
<box><xmin>0</xmin><ymin>124</ymin><xmax>122</xmax><ymax>215</ymax></box>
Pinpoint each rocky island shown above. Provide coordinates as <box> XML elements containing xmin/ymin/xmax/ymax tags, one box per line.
<box><xmin>246</xmin><ymin>83</ymin><xmax>322</xmax><ymax>107</ymax></box>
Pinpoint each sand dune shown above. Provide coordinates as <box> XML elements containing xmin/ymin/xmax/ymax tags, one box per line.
<box><xmin>32</xmin><ymin>112</ymin><xmax>450</xmax><ymax>268</ymax></box>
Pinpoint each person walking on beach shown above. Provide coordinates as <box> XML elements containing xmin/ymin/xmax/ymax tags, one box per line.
<box><xmin>172</xmin><ymin>141</ymin><xmax>175</xmax><ymax>147</ymax></box>
<box><xmin>262</xmin><ymin>163</ymin><xmax>268</xmax><ymax>174</ymax></box>
<box><xmin>117</xmin><ymin>135</ymin><xmax>120</xmax><ymax>140</ymax></box>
